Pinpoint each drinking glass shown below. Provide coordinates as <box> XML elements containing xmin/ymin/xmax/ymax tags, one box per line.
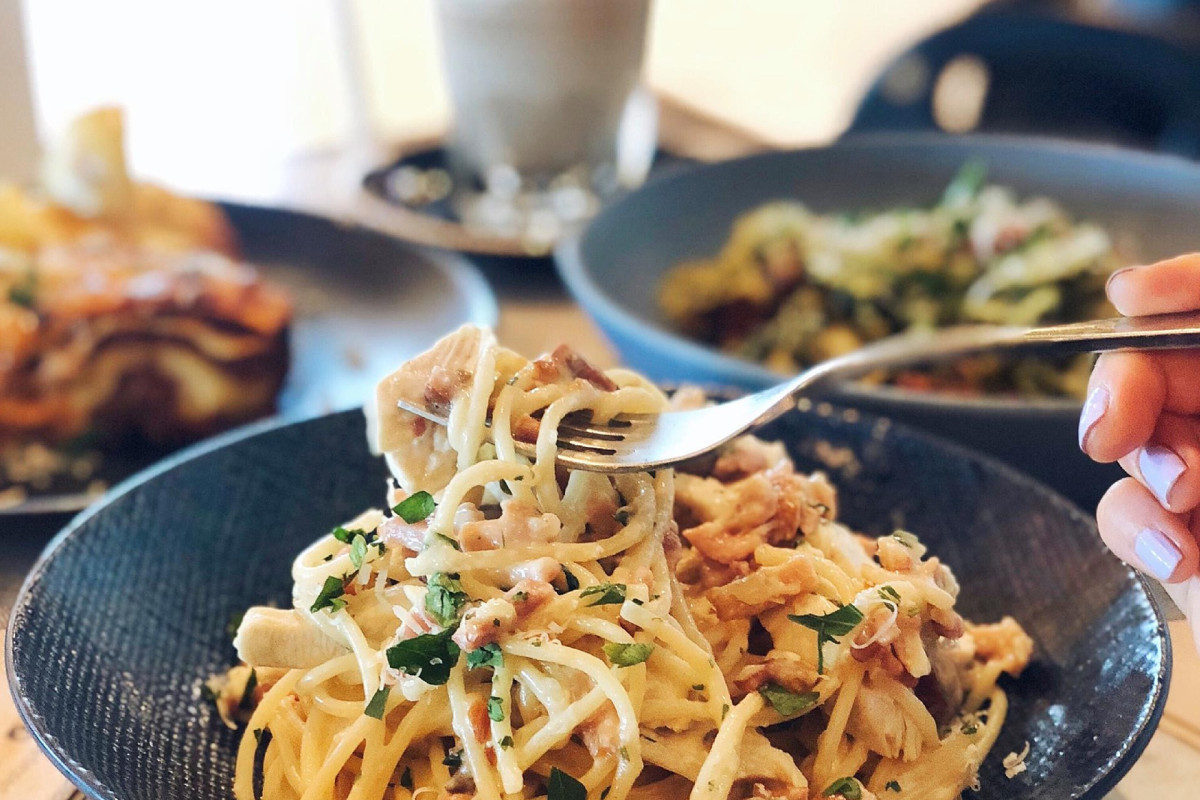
<box><xmin>436</xmin><ymin>0</ymin><xmax>656</xmax><ymax>246</ymax></box>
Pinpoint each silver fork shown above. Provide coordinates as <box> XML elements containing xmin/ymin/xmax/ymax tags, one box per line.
<box><xmin>397</xmin><ymin>310</ymin><xmax>1200</xmax><ymax>473</ymax></box>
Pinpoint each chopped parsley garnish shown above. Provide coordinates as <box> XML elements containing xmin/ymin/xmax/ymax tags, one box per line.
<box><xmin>499</xmin><ymin>735</ymin><xmax>514</xmax><ymax>749</ymax></box>
<box><xmin>961</xmin><ymin>721</ymin><xmax>979</xmax><ymax>735</ymax></box>
<box><xmin>466</xmin><ymin>642</ymin><xmax>503</xmax><ymax>670</ymax></box>
<box><xmin>350</xmin><ymin>535</ymin><xmax>369</xmax><ymax>569</ymax></box>
<box><xmin>364</xmin><ymin>686</ymin><xmax>390</xmax><ymax>719</ymax></box>
<box><xmin>487</xmin><ymin>695</ymin><xmax>505</xmax><ymax>721</ymax></box>
<box><xmin>394</xmin><ymin>491</ymin><xmax>436</xmax><ymax>523</ymax></box>
<box><xmin>226</xmin><ymin>610</ymin><xmax>245</xmax><ymax>640</ymax></box>
<box><xmin>619</xmin><ymin>745</ymin><xmax>630</xmax><ymax>761</ymax></box>
<box><xmin>603</xmin><ymin>642</ymin><xmax>655</xmax><ymax>667</ymax></box>
<box><xmin>613</xmin><ymin>508</ymin><xmax>631</xmax><ymax>525</ymax></box>
<box><xmin>332</xmin><ymin>525</ymin><xmax>365</xmax><ymax>543</ymax></box>
<box><xmin>788</xmin><ymin>604</ymin><xmax>864</xmax><ymax>673</ymax></box>
<box><xmin>239</xmin><ymin>669</ymin><xmax>259</xmax><ymax>711</ymax></box>
<box><xmin>442</xmin><ymin>749</ymin><xmax>462</xmax><ymax>769</ymax></box>
<box><xmin>547</xmin><ymin>767</ymin><xmax>586</xmax><ymax>800</ymax></box>
<box><xmin>7</xmin><ymin>269</ymin><xmax>37</xmax><ymax>309</ymax></box>
<box><xmin>758</xmin><ymin>683</ymin><xmax>819</xmax><ymax>716</ymax></box>
<box><xmin>429</xmin><ymin>531</ymin><xmax>461</xmax><ymax>551</ymax></box>
<box><xmin>425</xmin><ymin>572</ymin><xmax>468</xmax><ymax>627</ymax></box>
<box><xmin>823</xmin><ymin>777</ymin><xmax>863</xmax><ymax>799</ymax></box>
<box><xmin>580</xmin><ymin>582</ymin><xmax>626</xmax><ymax>606</ymax></box>
<box><xmin>721</xmin><ymin>703</ymin><xmax>730</xmax><ymax>720</ymax></box>
<box><xmin>692</xmin><ymin>684</ymin><xmax>705</xmax><ymax>692</ymax></box>
<box><xmin>385</xmin><ymin>628</ymin><xmax>460</xmax><ymax>685</ymax></box>
<box><xmin>892</xmin><ymin>530</ymin><xmax>920</xmax><ymax>549</ymax></box>
<box><xmin>885</xmin><ymin>781</ymin><xmax>901</xmax><ymax>792</ymax></box>
<box><xmin>311</xmin><ymin>575</ymin><xmax>348</xmax><ymax>614</ymax></box>
<box><xmin>879</xmin><ymin>585</ymin><xmax>901</xmax><ymax>604</ymax></box>
<box><xmin>400</xmin><ymin>766</ymin><xmax>414</xmax><ymax>790</ymax></box>
<box><xmin>560</xmin><ymin>566</ymin><xmax>580</xmax><ymax>593</ymax></box>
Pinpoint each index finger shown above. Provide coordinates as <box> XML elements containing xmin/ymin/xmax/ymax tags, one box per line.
<box><xmin>1107</xmin><ymin>253</ymin><xmax>1200</xmax><ymax>316</ymax></box>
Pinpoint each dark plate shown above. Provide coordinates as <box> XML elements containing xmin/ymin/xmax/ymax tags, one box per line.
<box><xmin>555</xmin><ymin>134</ymin><xmax>1200</xmax><ymax>510</ymax></box>
<box><xmin>6</xmin><ymin>405</ymin><xmax>1170</xmax><ymax>800</ymax></box>
<box><xmin>4</xmin><ymin>203</ymin><xmax>497</xmax><ymax>515</ymax></box>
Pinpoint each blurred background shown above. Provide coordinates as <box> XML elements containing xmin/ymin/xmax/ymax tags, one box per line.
<box><xmin>13</xmin><ymin>0</ymin><xmax>989</xmax><ymax>199</ymax></box>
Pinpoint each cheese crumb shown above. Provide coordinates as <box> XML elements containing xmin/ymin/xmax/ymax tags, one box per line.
<box><xmin>1003</xmin><ymin>740</ymin><xmax>1031</xmax><ymax>779</ymax></box>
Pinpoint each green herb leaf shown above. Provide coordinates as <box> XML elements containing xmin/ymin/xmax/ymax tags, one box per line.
<box><xmin>823</xmin><ymin>777</ymin><xmax>863</xmax><ymax>799</ymax></box>
<box><xmin>580</xmin><ymin>583</ymin><xmax>626</xmax><ymax>606</ymax></box>
<box><xmin>394</xmin><ymin>491</ymin><xmax>436</xmax><ymax>523</ymax></box>
<box><xmin>941</xmin><ymin>159</ymin><xmax>987</xmax><ymax>206</ymax></box>
<box><xmin>385</xmin><ymin>628</ymin><xmax>460</xmax><ymax>686</ymax></box>
<box><xmin>350</xmin><ymin>534</ymin><xmax>369</xmax><ymax>570</ymax></box>
<box><xmin>885</xmin><ymin>780</ymin><xmax>901</xmax><ymax>792</ymax></box>
<box><xmin>7</xmin><ymin>269</ymin><xmax>36</xmax><ymax>310</ymax></box>
<box><xmin>487</xmin><ymin>695</ymin><xmax>505</xmax><ymax>722</ymax></box>
<box><xmin>428</xmin><ymin>531</ymin><xmax>461</xmax><ymax>551</ymax></box>
<box><xmin>758</xmin><ymin>683</ymin><xmax>820</xmax><ymax>716</ymax></box>
<box><xmin>547</xmin><ymin>767</ymin><xmax>586</xmax><ymax>800</ymax></box>
<box><xmin>879</xmin><ymin>585</ymin><xmax>901</xmax><ymax>604</ymax></box>
<box><xmin>400</xmin><ymin>766</ymin><xmax>414</xmax><ymax>790</ymax></box>
<box><xmin>499</xmin><ymin>735</ymin><xmax>514</xmax><ymax>749</ymax></box>
<box><xmin>310</xmin><ymin>575</ymin><xmax>347</xmax><ymax>614</ymax></box>
<box><xmin>560</xmin><ymin>566</ymin><xmax>580</xmax><ymax>593</ymax></box>
<box><xmin>425</xmin><ymin>573</ymin><xmax>468</xmax><ymax>627</ymax></box>
<box><xmin>466</xmin><ymin>642</ymin><xmax>503</xmax><ymax>670</ymax></box>
<box><xmin>788</xmin><ymin>604</ymin><xmax>864</xmax><ymax>673</ymax></box>
<box><xmin>364</xmin><ymin>686</ymin><xmax>390</xmax><ymax>719</ymax></box>
<box><xmin>239</xmin><ymin>669</ymin><xmax>258</xmax><ymax>711</ymax></box>
<box><xmin>613</xmin><ymin>508</ymin><xmax>631</xmax><ymax>525</ymax></box>
<box><xmin>226</xmin><ymin>610</ymin><xmax>245</xmax><ymax>640</ymax></box>
<box><xmin>961</xmin><ymin>721</ymin><xmax>979</xmax><ymax>735</ymax></box>
<box><xmin>332</xmin><ymin>525</ymin><xmax>365</xmax><ymax>544</ymax></box>
<box><xmin>603</xmin><ymin>642</ymin><xmax>655</xmax><ymax>667</ymax></box>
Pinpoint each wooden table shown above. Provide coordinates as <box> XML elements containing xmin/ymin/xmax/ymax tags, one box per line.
<box><xmin>2</xmin><ymin>100</ymin><xmax>1197</xmax><ymax>799</ymax></box>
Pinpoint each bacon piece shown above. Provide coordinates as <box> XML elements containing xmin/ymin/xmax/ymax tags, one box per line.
<box><xmin>458</xmin><ymin>500</ymin><xmax>561</xmax><ymax>552</ymax></box>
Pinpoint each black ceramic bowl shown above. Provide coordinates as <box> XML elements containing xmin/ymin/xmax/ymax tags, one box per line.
<box><xmin>555</xmin><ymin>134</ymin><xmax>1200</xmax><ymax>511</ymax></box>
<box><xmin>6</xmin><ymin>406</ymin><xmax>1169</xmax><ymax>799</ymax></box>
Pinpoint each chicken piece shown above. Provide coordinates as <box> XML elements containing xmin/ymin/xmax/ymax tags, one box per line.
<box><xmin>707</xmin><ymin>554</ymin><xmax>819</xmax><ymax>619</ymax></box>
<box><xmin>710</xmin><ymin>437</ymin><xmax>792</xmax><ymax>483</ymax></box>
<box><xmin>458</xmin><ymin>499</ymin><xmax>562</xmax><ymax>551</ymax></box>
<box><xmin>845</xmin><ymin>676</ymin><xmax>936</xmax><ymax>761</ymax></box>
<box><xmin>234</xmin><ymin>607</ymin><xmax>348</xmax><ymax>669</ymax></box>
<box><xmin>676</xmin><ymin>464</ymin><xmax>834</xmax><ymax>564</ymax></box>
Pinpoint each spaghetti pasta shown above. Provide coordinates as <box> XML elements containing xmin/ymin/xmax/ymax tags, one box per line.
<box><xmin>218</xmin><ymin>325</ymin><xmax>1033</xmax><ymax>800</ymax></box>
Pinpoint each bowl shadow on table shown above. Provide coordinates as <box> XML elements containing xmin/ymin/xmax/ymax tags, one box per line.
<box><xmin>5</xmin><ymin>406</ymin><xmax>1168</xmax><ymax>800</ymax></box>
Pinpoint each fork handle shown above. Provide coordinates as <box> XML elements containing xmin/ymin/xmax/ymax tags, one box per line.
<box><xmin>773</xmin><ymin>309</ymin><xmax>1200</xmax><ymax>419</ymax></box>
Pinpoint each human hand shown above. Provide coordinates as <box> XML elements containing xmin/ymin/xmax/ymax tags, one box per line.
<box><xmin>1079</xmin><ymin>254</ymin><xmax>1200</xmax><ymax>650</ymax></box>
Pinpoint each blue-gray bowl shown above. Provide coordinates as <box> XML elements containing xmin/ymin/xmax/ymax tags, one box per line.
<box><xmin>7</xmin><ymin>405</ymin><xmax>1170</xmax><ymax>800</ymax></box>
<box><xmin>555</xmin><ymin>134</ymin><xmax>1200</xmax><ymax>510</ymax></box>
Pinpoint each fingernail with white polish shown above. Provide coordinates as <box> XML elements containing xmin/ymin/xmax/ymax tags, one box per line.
<box><xmin>1105</xmin><ymin>265</ymin><xmax>1136</xmax><ymax>294</ymax></box>
<box><xmin>1139</xmin><ymin>446</ymin><xmax>1186</xmax><ymax>507</ymax></box>
<box><xmin>1134</xmin><ymin>527</ymin><xmax>1183</xmax><ymax>581</ymax></box>
<box><xmin>1079</xmin><ymin>386</ymin><xmax>1109</xmax><ymax>452</ymax></box>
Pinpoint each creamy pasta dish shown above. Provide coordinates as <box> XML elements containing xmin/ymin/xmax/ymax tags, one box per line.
<box><xmin>216</xmin><ymin>326</ymin><xmax>1032</xmax><ymax>800</ymax></box>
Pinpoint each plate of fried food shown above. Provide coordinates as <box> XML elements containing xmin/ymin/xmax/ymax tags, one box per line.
<box><xmin>6</xmin><ymin>327</ymin><xmax>1168</xmax><ymax>800</ymax></box>
<box><xmin>0</xmin><ymin>108</ymin><xmax>496</xmax><ymax>513</ymax></box>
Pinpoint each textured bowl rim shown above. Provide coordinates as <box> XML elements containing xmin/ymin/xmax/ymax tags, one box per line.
<box><xmin>6</xmin><ymin>404</ymin><xmax>1173</xmax><ymax>800</ymax></box>
<box><xmin>555</xmin><ymin>131</ymin><xmax>1200</xmax><ymax>413</ymax></box>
